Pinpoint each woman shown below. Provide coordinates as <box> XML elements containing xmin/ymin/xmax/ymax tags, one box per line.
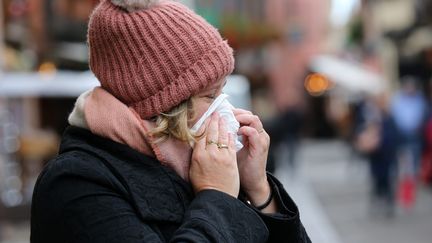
<box><xmin>31</xmin><ymin>0</ymin><xmax>311</xmax><ymax>242</ymax></box>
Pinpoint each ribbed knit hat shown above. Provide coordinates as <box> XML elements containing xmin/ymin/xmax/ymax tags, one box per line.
<box><xmin>88</xmin><ymin>0</ymin><xmax>235</xmax><ymax>119</ymax></box>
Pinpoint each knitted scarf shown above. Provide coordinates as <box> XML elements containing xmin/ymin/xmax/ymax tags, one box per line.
<box><xmin>68</xmin><ymin>87</ymin><xmax>192</xmax><ymax>181</ymax></box>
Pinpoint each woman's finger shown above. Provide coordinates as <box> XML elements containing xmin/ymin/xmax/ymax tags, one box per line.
<box><xmin>235</xmin><ymin>113</ymin><xmax>264</xmax><ymax>132</ymax></box>
<box><xmin>194</xmin><ymin>115</ymin><xmax>210</xmax><ymax>136</ymax></box>
<box><xmin>238</xmin><ymin>126</ymin><xmax>259</xmax><ymax>138</ymax></box>
<box><xmin>238</xmin><ymin>126</ymin><xmax>268</xmax><ymax>148</ymax></box>
<box><xmin>206</xmin><ymin>112</ymin><xmax>219</xmax><ymax>150</ymax></box>
<box><xmin>228</xmin><ymin>133</ymin><xmax>235</xmax><ymax>151</ymax></box>
<box><xmin>195</xmin><ymin>133</ymin><xmax>206</xmax><ymax>149</ymax></box>
<box><xmin>194</xmin><ymin>117</ymin><xmax>211</xmax><ymax>149</ymax></box>
<box><xmin>218</xmin><ymin>118</ymin><xmax>229</xmax><ymax>150</ymax></box>
<box><xmin>233</xmin><ymin>108</ymin><xmax>253</xmax><ymax>116</ymax></box>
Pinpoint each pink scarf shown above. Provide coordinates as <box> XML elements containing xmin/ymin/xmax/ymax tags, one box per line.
<box><xmin>83</xmin><ymin>87</ymin><xmax>192</xmax><ymax>181</ymax></box>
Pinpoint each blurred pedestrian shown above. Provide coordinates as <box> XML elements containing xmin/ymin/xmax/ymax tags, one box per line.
<box><xmin>391</xmin><ymin>76</ymin><xmax>427</xmax><ymax>176</ymax></box>
<box><xmin>354</xmin><ymin>95</ymin><xmax>399</xmax><ymax>217</ymax></box>
<box><xmin>30</xmin><ymin>1</ymin><xmax>310</xmax><ymax>242</ymax></box>
<box><xmin>265</xmin><ymin>108</ymin><xmax>304</xmax><ymax>174</ymax></box>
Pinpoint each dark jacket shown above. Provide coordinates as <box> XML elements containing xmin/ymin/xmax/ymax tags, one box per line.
<box><xmin>31</xmin><ymin>126</ymin><xmax>310</xmax><ymax>243</ymax></box>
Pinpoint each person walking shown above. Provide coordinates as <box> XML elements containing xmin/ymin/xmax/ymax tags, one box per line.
<box><xmin>391</xmin><ymin>77</ymin><xmax>427</xmax><ymax>176</ymax></box>
<box><xmin>355</xmin><ymin>95</ymin><xmax>399</xmax><ymax>217</ymax></box>
<box><xmin>30</xmin><ymin>0</ymin><xmax>311</xmax><ymax>242</ymax></box>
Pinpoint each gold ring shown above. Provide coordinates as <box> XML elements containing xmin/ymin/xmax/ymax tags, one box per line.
<box><xmin>207</xmin><ymin>140</ymin><xmax>218</xmax><ymax>146</ymax></box>
<box><xmin>217</xmin><ymin>143</ymin><xmax>229</xmax><ymax>149</ymax></box>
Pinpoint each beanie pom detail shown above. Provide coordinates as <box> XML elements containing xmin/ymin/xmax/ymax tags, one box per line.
<box><xmin>111</xmin><ymin>0</ymin><xmax>161</xmax><ymax>12</ymax></box>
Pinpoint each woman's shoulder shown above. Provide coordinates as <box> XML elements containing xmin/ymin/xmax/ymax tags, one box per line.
<box><xmin>45</xmin><ymin>148</ymin><xmax>111</xmax><ymax>177</ymax></box>
<box><xmin>31</xmin><ymin>149</ymin><xmax>134</xmax><ymax>240</ymax></box>
<box><xmin>35</xmin><ymin>149</ymin><xmax>123</xmax><ymax>196</ymax></box>
<box><xmin>32</xmin><ymin>127</ymin><xmax>190</xmax><ymax>215</ymax></box>
<box><xmin>40</xmin><ymin>126</ymin><xmax>161</xmax><ymax>188</ymax></box>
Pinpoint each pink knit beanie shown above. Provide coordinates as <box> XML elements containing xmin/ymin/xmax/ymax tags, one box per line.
<box><xmin>88</xmin><ymin>0</ymin><xmax>235</xmax><ymax>119</ymax></box>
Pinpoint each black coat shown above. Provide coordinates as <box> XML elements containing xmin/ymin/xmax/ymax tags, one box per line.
<box><xmin>31</xmin><ymin>126</ymin><xmax>311</xmax><ymax>243</ymax></box>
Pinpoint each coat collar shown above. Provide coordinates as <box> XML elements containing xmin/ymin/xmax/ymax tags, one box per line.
<box><xmin>59</xmin><ymin>126</ymin><xmax>193</xmax><ymax>223</ymax></box>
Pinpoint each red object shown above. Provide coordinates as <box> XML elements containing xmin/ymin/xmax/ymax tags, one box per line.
<box><xmin>421</xmin><ymin>152</ymin><xmax>432</xmax><ymax>184</ymax></box>
<box><xmin>421</xmin><ymin>119</ymin><xmax>432</xmax><ymax>184</ymax></box>
<box><xmin>398</xmin><ymin>175</ymin><xmax>416</xmax><ymax>209</ymax></box>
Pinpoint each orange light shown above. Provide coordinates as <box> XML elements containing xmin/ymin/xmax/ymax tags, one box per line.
<box><xmin>38</xmin><ymin>62</ymin><xmax>57</xmax><ymax>80</ymax></box>
<box><xmin>305</xmin><ymin>73</ymin><xmax>330</xmax><ymax>96</ymax></box>
<box><xmin>38</xmin><ymin>62</ymin><xmax>57</xmax><ymax>74</ymax></box>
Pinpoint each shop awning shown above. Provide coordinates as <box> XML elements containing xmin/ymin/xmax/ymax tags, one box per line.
<box><xmin>310</xmin><ymin>55</ymin><xmax>387</xmax><ymax>95</ymax></box>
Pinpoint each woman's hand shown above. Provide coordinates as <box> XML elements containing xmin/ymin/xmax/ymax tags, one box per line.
<box><xmin>190</xmin><ymin>112</ymin><xmax>240</xmax><ymax>198</ymax></box>
<box><xmin>234</xmin><ymin>109</ymin><xmax>273</xmax><ymax>210</ymax></box>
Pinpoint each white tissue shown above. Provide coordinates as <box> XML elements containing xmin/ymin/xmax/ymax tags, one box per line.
<box><xmin>190</xmin><ymin>94</ymin><xmax>243</xmax><ymax>151</ymax></box>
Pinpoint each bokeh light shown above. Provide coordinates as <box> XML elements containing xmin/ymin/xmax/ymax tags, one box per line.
<box><xmin>305</xmin><ymin>73</ymin><xmax>331</xmax><ymax>96</ymax></box>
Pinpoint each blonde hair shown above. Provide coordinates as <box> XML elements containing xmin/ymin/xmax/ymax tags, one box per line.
<box><xmin>149</xmin><ymin>98</ymin><xmax>200</xmax><ymax>144</ymax></box>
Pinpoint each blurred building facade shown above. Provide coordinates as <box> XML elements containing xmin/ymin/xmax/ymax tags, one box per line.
<box><xmin>355</xmin><ymin>0</ymin><xmax>432</xmax><ymax>88</ymax></box>
<box><xmin>265</xmin><ymin>0</ymin><xmax>330</xmax><ymax>112</ymax></box>
<box><xmin>194</xmin><ymin>0</ymin><xmax>330</xmax><ymax>118</ymax></box>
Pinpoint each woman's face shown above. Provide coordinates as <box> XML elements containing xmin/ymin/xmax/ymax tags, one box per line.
<box><xmin>189</xmin><ymin>78</ymin><xmax>227</xmax><ymax>127</ymax></box>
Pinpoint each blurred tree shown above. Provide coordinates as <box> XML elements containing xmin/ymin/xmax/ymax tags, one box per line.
<box><xmin>219</xmin><ymin>15</ymin><xmax>282</xmax><ymax>50</ymax></box>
